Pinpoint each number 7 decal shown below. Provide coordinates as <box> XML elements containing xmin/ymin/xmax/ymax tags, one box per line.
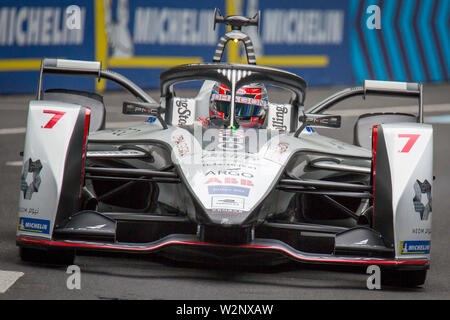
<box><xmin>398</xmin><ymin>134</ymin><xmax>420</xmax><ymax>153</ymax></box>
<box><xmin>43</xmin><ymin>110</ymin><xmax>66</xmax><ymax>129</ymax></box>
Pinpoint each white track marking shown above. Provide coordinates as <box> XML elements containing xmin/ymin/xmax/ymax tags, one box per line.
<box><xmin>0</xmin><ymin>127</ymin><xmax>26</xmax><ymax>135</ymax></box>
<box><xmin>5</xmin><ymin>161</ymin><xmax>22</xmax><ymax>167</ymax></box>
<box><xmin>424</xmin><ymin>115</ymin><xmax>450</xmax><ymax>124</ymax></box>
<box><xmin>0</xmin><ymin>121</ymin><xmax>143</xmax><ymax>135</ymax></box>
<box><xmin>0</xmin><ymin>270</ymin><xmax>24</xmax><ymax>293</ymax></box>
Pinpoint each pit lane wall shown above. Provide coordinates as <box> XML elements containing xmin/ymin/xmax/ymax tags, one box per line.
<box><xmin>0</xmin><ymin>0</ymin><xmax>448</xmax><ymax>94</ymax></box>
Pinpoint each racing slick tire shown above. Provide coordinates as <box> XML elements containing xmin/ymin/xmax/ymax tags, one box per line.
<box><xmin>20</xmin><ymin>247</ymin><xmax>75</xmax><ymax>266</ymax></box>
<box><xmin>381</xmin><ymin>269</ymin><xmax>427</xmax><ymax>287</ymax></box>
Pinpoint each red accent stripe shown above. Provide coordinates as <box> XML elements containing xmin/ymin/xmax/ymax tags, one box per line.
<box><xmin>243</xmin><ymin>88</ymin><xmax>261</xmax><ymax>94</ymax></box>
<box><xmin>216</xmin><ymin>110</ymin><xmax>224</xmax><ymax>119</ymax></box>
<box><xmin>372</xmin><ymin>125</ymin><xmax>378</xmax><ymax>228</ymax></box>
<box><xmin>219</xmin><ymin>84</ymin><xmax>229</xmax><ymax>94</ymax></box>
<box><xmin>79</xmin><ymin>108</ymin><xmax>91</xmax><ymax>201</ymax></box>
<box><xmin>16</xmin><ymin>236</ymin><xmax>428</xmax><ymax>266</ymax></box>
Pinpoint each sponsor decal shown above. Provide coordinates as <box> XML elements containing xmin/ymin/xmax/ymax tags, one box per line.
<box><xmin>18</xmin><ymin>217</ymin><xmax>50</xmax><ymax>234</ymax></box>
<box><xmin>413</xmin><ymin>179</ymin><xmax>432</xmax><ymax>221</ymax></box>
<box><xmin>412</xmin><ymin>228</ymin><xmax>431</xmax><ymax>235</ymax></box>
<box><xmin>111</xmin><ymin>127</ymin><xmax>141</xmax><ymax>136</ymax></box>
<box><xmin>19</xmin><ymin>206</ymin><xmax>39</xmax><ymax>215</ymax></box>
<box><xmin>211</xmin><ymin>196</ymin><xmax>245</xmax><ymax>210</ymax></box>
<box><xmin>172</xmin><ymin>134</ymin><xmax>190</xmax><ymax>157</ymax></box>
<box><xmin>173</xmin><ymin>98</ymin><xmax>195</xmax><ymax>126</ymax></box>
<box><xmin>123</xmin><ymin>103</ymin><xmax>158</xmax><ymax>116</ymax></box>
<box><xmin>277</xmin><ymin>142</ymin><xmax>289</xmax><ymax>154</ymax></box>
<box><xmin>265</xmin><ymin>141</ymin><xmax>290</xmax><ymax>163</ymax></box>
<box><xmin>133</xmin><ymin>7</ymin><xmax>217</xmax><ymax>46</ymax></box>
<box><xmin>209</xmin><ymin>209</ymin><xmax>243</xmax><ymax>216</ymax></box>
<box><xmin>205</xmin><ymin>177</ymin><xmax>253</xmax><ymax>187</ymax></box>
<box><xmin>208</xmin><ymin>185</ymin><xmax>250</xmax><ymax>197</ymax></box>
<box><xmin>270</xmin><ymin>105</ymin><xmax>289</xmax><ymax>131</ymax></box>
<box><xmin>399</xmin><ymin>240</ymin><xmax>431</xmax><ymax>255</ymax></box>
<box><xmin>0</xmin><ymin>6</ymin><xmax>86</xmax><ymax>46</ymax></box>
<box><xmin>201</xmin><ymin>152</ymin><xmax>258</xmax><ymax>162</ymax></box>
<box><xmin>262</xmin><ymin>9</ymin><xmax>344</xmax><ymax>45</ymax></box>
<box><xmin>205</xmin><ymin>169</ymin><xmax>253</xmax><ymax>178</ymax></box>
<box><xmin>20</xmin><ymin>158</ymin><xmax>42</xmax><ymax>200</ymax></box>
<box><xmin>211</xmin><ymin>94</ymin><xmax>267</xmax><ymax>107</ymax></box>
<box><xmin>202</xmin><ymin>161</ymin><xmax>257</xmax><ymax>170</ymax></box>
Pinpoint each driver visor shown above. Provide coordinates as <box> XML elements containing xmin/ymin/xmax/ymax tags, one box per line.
<box><xmin>212</xmin><ymin>94</ymin><xmax>266</xmax><ymax>118</ymax></box>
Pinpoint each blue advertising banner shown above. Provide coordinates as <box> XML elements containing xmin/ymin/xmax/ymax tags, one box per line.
<box><xmin>104</xmin><ymin>0</ymin><xmax>351</xmax><ymax>90</ymax></box>
<box><xmin>0</xmin><ymin>0</ymin><xmax>447</xmax><ymax>94</ymax></box>
<box><xmin>0</xmin><ymin>0</ymin><xmax>351</xmax><ymax>94</ymax></box>
<box><xmin>103</xmin><ymin>0</ymin><xmax>226</xmax><ymax>91</ymax></box>
<box><xmin>0</xmin><ymin>0</ymin><xmax>96</xmax><ymax>94</ymax></box>
<box><xmin>350</xmin><ymin>0</ymin><xmax>449</xmax><ymax>83</ymax></box>
<box><xmin>105</xmin><ymin>0</ymin><xmax>352</xmax><ymax>88</ymax></box>
<box><xmin>241</xmin><ymin>0</ymin><xmax>351</xmax><ymax>86</ymax></box>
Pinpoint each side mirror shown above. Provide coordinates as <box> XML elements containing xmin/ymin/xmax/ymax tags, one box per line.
<box><xmin>294</xmin><ymin>113</ymin><xmax>341</xmax><ymax>137</ymax></box>
<box><xmin>122</xmin><ymin>101</ymin><xmax>167</xmax><ymax>129</ymax></box>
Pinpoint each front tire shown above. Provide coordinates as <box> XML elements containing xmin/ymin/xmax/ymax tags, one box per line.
<box><xmin>20</xmin><ymin>247</ymin><xmax>75</xmax><ymax>266</ymax></box>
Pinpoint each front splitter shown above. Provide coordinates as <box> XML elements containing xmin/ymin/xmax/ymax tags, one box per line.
<box><xmin>16</xmin><ymin>234</ymin><xmax>429</xmax><ymax>269</ymax></box>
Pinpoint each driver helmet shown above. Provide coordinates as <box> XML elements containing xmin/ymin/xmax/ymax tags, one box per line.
<box><xmin>209</xmin><ymin>82</ymin><xmax>268</xmax><ymax>128</ymax></box>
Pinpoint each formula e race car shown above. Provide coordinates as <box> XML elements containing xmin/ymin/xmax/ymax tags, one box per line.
<box><xmin>16</xmin><ymin>11</ymin><xmax>433</xmax><ymax>287</ymax></box>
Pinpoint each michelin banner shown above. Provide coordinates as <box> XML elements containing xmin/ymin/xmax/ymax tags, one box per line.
<box><xmin>0</xmin><ymin>0</ymin><xmax>350</xmax><ymax>94</ymax></box>
<box><xmin>0</xmin><ymin>0</ymin><xmax>448</xmax><ymax>94</ymax></box>
<box><xmin>0</xmin><ymin>0</ymin><xmax>95</xmax><ymax>93</ymax></box>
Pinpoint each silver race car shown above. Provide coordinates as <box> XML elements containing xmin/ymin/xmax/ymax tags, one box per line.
<box><xmin>16</xmin><ymin>11</ymin><xmax>433</xmax><ymax>287</ymax></box>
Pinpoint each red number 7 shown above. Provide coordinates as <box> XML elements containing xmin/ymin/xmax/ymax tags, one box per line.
<box><xmin>43</xmin><ymin>110</ymin><xmax>66</xmax><ymax>129</ymax></box>
<box><xmin>398</xmin><ymin>134</ymin><xmax>420</xmax><ymax>153</ymax></box>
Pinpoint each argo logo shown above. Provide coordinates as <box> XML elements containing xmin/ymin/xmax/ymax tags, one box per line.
<box><xmin>42</xmin><ymin>110</ymin><xmax>66</xmax><ymax>129</ymax></box>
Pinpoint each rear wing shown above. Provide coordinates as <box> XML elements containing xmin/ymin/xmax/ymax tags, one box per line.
<box><xmin>307</xmin><ymin>80</ymin><xmax>424</xmax><ymax>123</ymax></box>
<box><xmin>36</xmin><ymin>58</ymin><xmax>168</xmax><ymax>128</ymax></box>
